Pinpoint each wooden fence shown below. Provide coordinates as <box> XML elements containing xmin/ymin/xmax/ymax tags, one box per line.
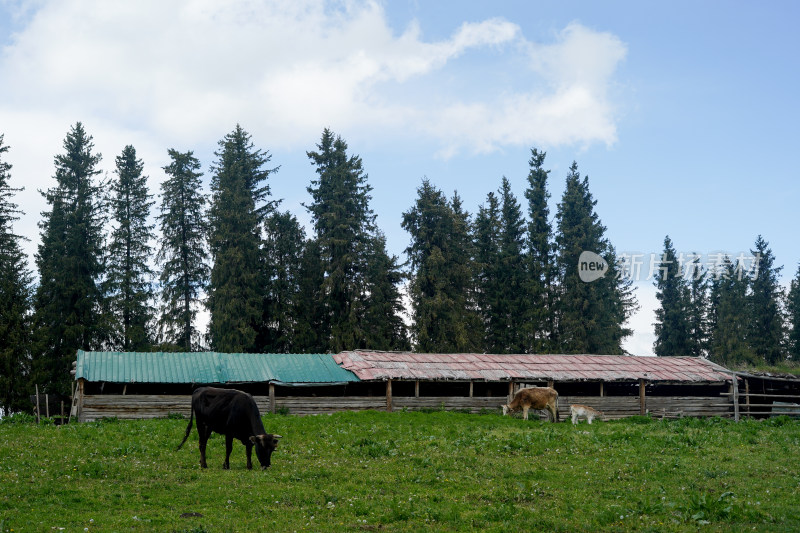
<box><xmin>77</xmin><ymin>395</ymin><xmax>387</xmax><ymax>422</ymax></box>
<box><xmin>76</xmin><ymin>392</ymin><xmax>735</xmax><ymax>422</ymax></box>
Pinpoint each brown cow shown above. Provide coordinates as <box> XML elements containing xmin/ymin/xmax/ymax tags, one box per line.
<box><xmin>501</xmin><ymin>386</ymin><xmax>559</xmax><ymax>422</ymax></box>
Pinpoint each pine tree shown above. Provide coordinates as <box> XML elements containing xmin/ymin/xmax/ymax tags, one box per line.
<box><xmin>653</xmin><ymin>236</ymin><xmax>692</xmax><ymax>356</ymax></box>
<box><xmin>207</xmin><ymin>125</ymin><xmax>276</xmax><ymax>353</ymax></box>
<box><xmin>32</xmin><ymin>123</ymin><xmax>105</xmax><ymax>394</ymax></box>
<box><xmin>306</xmin><ymin>129</ymin><xmax>405</xmax><ymax>352</ymax></box>
<box><xmin>787</xmin><ymin>264</ymin><xmax>800</xmax><ymax>360</ymax></box>
<box><xmin>553</xmin><ymin>162</ymin><xmax>635</xmax><ymax>354</ymax></box>
<box><xmin>292</xmin><ymin>239</ymin><xmax>327</xmax><ymax>353</ymax></box>
<box><xmin>747</xmin><ymin>235</ymin><xmax>786</xmax><ymax>364</ymax></box>
<box><xmin>156</xmin><ymin>149</ymin><xmax>209</xmax><ymax>351</ymax></box>
<box><xmin>685</xmin><ymin>255</ymin><xmax>709</xmax><ymax>357</ymax></box>
<box><xmin>448</xmin><ymin>193</ymin><xmax>482</xmax><ymax>351</ymax></box>
<box><xmin>474</xmin><ymin>191</ymin><xmax>502</xmax><ymax>352</ymax></box>
<box><xmin>402</xmin><ymin>180</ymin><xmax>480</xmax><ymax>352</ymax></box>
<box><xmin>497</xmin><ymin>177</ymin><xmax>528</xmax><ymax>353</ymax></box>
<box><xmin>361</xmin><ymin>232</ymin><xmax>410</xmax><ymax>351</ymax></box>
<box><xmin>473</xmin><ymin>178</ymin><xmax>527</xmax><ymax>353</ymax></box>
<box><xmin>707</xmin><ymin>256</ymin><xmax>753</xmax><ymax>365</ymax></box>
<box><xmin>105</xmin><ymin>145</ymin><xmax>155</xmax><ymax>351</ymax></box>
<box><xmin>0</xmin><ymin>135</ymin><xmax>33</xmax><ymax>414</ymax></box>
<box><xmin>258</xmin><ymin>210</ymin><xmax>305</xmax><ymax>353</ymax></box>
<box><xmin>524</xmin><ymin>148</ymin><xmax>555</xmax><ymax>352</ymax></box>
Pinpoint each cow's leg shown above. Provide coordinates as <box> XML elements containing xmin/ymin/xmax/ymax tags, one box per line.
<box><xmin>550</xmin><ymin>402</ymin><xmax>560</xmax><ymax>423</ymax></box>
<box><xmin>198</xmin><ymin>424</ymin><xmax>210</xmax><ymax>469</ymax></box>
<box><xmin>522</xmin><ymin>405</ymin><xmax>529</xmax><ymax>421</ymax></box>
<box><xmin>245</xmin><ymin>441</ymin><xmax>254</xmax><ymax>470</ymax></box>
<box><xmin>223</xmin><ymin>435</ymin><xmax>233</xmax><ymax>470</ymax></box>
<box><xmin>571</xmin><ymin>410</ymin><xmax>578</xmax><ymax>425</ymax></box>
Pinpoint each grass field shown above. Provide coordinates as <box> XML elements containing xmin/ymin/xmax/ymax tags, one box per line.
<box><xmin>1</xmin><ymin>409</ymin><xmax>799</xmax><ymax>532</ymax></box>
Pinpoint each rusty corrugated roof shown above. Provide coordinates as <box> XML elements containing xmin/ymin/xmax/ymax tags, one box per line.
<box><xmin>333</xmin><ymin>351</ymin><xmax>733</xmax><ymax>383</ymax></box>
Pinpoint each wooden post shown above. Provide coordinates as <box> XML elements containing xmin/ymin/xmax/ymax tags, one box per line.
<box><xmin>122</xmin><ymin>384</ymin><xmax>127</xmax><ymax>395</ymax></box>
<box><xmin>74</xmin><ymin>379</ymin><xmax>85</xmax><ymax>422</ymax></box>
<box><xmin>508</xmin><ymin>381</ymin><xmax>514</xmax><ymax>403</ymax></box>
<box><xmin>68</xmin><ymin>382</ymin><xmax>75</xmax><ymax>423</ymax></box>
<box><xmin>745</xmin><ymin>379</ymin><xmax>750</xmax><ymax>418</ymax></box>
<box><xmin>547</xmin><ymin>380</ymin><xmax>554</xmax><ymax>389</ymax></box>
<box><xmin>269</xmin><ymin>383</ymin><xmax>276</xmax><ymax>414</ymax></box>
<box><xmin>414</xmin><ymin>380</ymin><xmax>420</xmax><ymax>398</ymax></box>
<box><xmin>45</xmin><ymin>392</ymin><xmax>50</xmax><ymax>419</ymax></box>
<box><xmin>599</xmin><ymin>381</ymin><xmax>605</xmax><ymax>397</ymax></box>
<box><xmin>639</xmin><ymin>379</ymin><xmax>646</xmax><ymax>416</ymax></box>
<box><xmin>731</xmin><ymin>377</ymin><xmax>740</xmax><ymax>422</ymax></box>
<box><xmin>386</xmin><ymin>379</ymin><xmax>393</xmax><ymax>413</ymax></box>
<box><xmin>469</xmin><ymin>381</ymin><xmax>473</xmax><ymax>398</ymax></box>
<box><xmin>35</xmin><ymin>385</ymin><xmax>41</xmax><ymax>424</ymax></box>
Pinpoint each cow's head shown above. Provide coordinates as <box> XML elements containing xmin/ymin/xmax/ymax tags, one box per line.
<box><xmin>501</xmin><ymin>404</ymin><xmax>510</xmax><ymax>416</ymax></box>
<box><xmin>249</xmin><ymin>434</ymin><xmax>282</xmax><ymax>469</ymax></box>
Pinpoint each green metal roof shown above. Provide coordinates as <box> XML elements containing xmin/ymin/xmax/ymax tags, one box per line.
<box><xmin>74</xmin><ymin>350</ymin><xmax>360</xmax><ymax>386</ymax></box>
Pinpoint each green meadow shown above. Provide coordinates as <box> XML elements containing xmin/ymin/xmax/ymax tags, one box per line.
<box><xmin>1</xmin><ymin>410</ymin><xmax>799</xmax><ymax>532</ymax></box>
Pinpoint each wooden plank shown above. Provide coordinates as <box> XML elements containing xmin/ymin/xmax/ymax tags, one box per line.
<box><xmin>76</xmin><ymin>391</ymin><xmax>741</xmax><ymax>422</ymax></box>
<box><xmin>269</xmin><ymin>383</ymin><xmax>275</xmax><ymax>414</ymax></box>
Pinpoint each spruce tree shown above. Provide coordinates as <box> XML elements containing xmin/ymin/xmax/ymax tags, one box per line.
<box><xmin>474</xmin><ymin>191</ymin><xmax>502</xmax><ymax>352</ymax></box>
<box><xmin>787</xmin><ymin>264</ymin><xmax>800</xmax><ymax>360</ymax></box>
<box><xmin>293</xmin><ymin>239</ymin><xmax>327</xmax><ymax>353</ymax></box>
<box><xmin>361</xmin><ymin>232</ymin><xmax>410</xmax><ymax>351</ymax></box>
<box><xmin>524</xmin><ymin>149</ymin><xmax>555</xmax><ymax>352</ymax></box>
<box><xmin>306</xmin><ymin>129</ymin><xmax>405</xmax><ymax>352</ymax></box>
<box><xmin>653</xmin><ymin>236</ymin><xmax>692</xmax><ymax>356</ymax></box>
<box><xmin>402</xmin><ymin>180</ymin><xmax>480</xmax><ymax>352</ymax></box>
<box><xmin>156</xmin><ymin>149</ymin><xmax>209</xmax><ymax>351</ymax></box>
<box><xmin>32</xmin><ymin>123</ymin><xmax>105</xmax><ymax>394</ymax></box>
<box><xmin>0</xmin><ymin>135</ymin><xmax>33</xmax><ymax>414</ymax></box>
<box><xmin>448</xmin><ymin>193</ymin><xmax>482</xmax><ymax>350</ymax></box>
<box><xmin>474</xmin><ymin>178</ymin><xmax>527</xmax><ymax>353</ymax></box>
<box><xmin>553</xmin><ymin>162</ymin><xmax>635</xmax><ymax>354</ymax></box>
<box><xmin>207</xmin><ymin>125</ymin><xmax>276</xmax><ymax>353</ymax></box>
<box><xmin>258</xmin><ymin>210</ymin><xmax>305</xmax><ymax>353</ymax></box>
<box><xmin>497</xmin><ymin>177</ymin><xmax>528</xmax><ymax>353</ymax></box>
<box><xmin>707</xmin><ymin>256</ymin><xmax>753</xmax><ymax>365</ymax></box>
<box><xmin>105</xmin><ymin>145</ymin><xmax>155</xmax><ymax>351</ymax></box>
<box><xmin>685</xmin><ymin>255</ymin><xmax>709</xmax><ymax>357</ymax></box>
<box><xmin>747</xmin><ymin>235</ymin><xmax>786</xmax><ymax>364</ymax></box>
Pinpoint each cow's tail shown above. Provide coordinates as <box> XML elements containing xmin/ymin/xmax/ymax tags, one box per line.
<box><xmin>176</xmin><ymin>406</ymin><xmax>194</xmax><ymax>451</ymax></box>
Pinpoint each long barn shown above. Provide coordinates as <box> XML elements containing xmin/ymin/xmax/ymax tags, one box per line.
<box><xmin>70</xmin><ymin>350</ymin><xmax>751</xmax><ymax>422</ymax></box>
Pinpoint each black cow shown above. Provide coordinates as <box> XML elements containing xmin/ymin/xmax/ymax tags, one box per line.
<box><xmin>176</xmin><ymin>387</ymin><xmax>282</xmax><ymax>470</ymax></box>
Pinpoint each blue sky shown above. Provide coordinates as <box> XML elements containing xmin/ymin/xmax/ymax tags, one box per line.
<box><xmin>1</xmin><ymin>1</ymin><xmax>798</xmax><ymax>355</ymax></box>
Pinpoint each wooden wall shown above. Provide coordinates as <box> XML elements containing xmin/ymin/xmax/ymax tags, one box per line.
<box><xmin>76</xmin><ymin>391</ymin><xmax>734</xmax><ymax>422</ymax></box>
<box><xmin>77</xmin><ymin>395</ymin><xmax>387</xmax><ymax>422</ymax></box>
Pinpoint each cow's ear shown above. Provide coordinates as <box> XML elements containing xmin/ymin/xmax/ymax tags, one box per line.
<box><xmin>274</xmin><ymin>435</ymin><xmax>282</xmax><ymax>439</ymax></box>
<box><xmin>249</xmin><ymin>436</ymin><xmax>257</xmax><ymax>444</ymax></box>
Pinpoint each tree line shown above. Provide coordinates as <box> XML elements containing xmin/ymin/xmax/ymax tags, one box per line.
<box><xmin>0</xmin><ymin>123</ymin><xmax>795</xmax><ymax>412</ymax></box>
<box><xmin>653</xmin><ymin>234</ymin><xmax>800</xmax><ymax>366</ymax></box>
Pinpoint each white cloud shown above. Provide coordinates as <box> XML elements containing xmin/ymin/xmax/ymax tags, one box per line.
<box><xmin>0</xmin><ymin>0</ymin><xmax>628</xmax><ymax>267</ymax></box>
<box><xmin>1</xmin><ymin>1</ymin><xmax>625</xmax><ymax>152</ymax></box>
